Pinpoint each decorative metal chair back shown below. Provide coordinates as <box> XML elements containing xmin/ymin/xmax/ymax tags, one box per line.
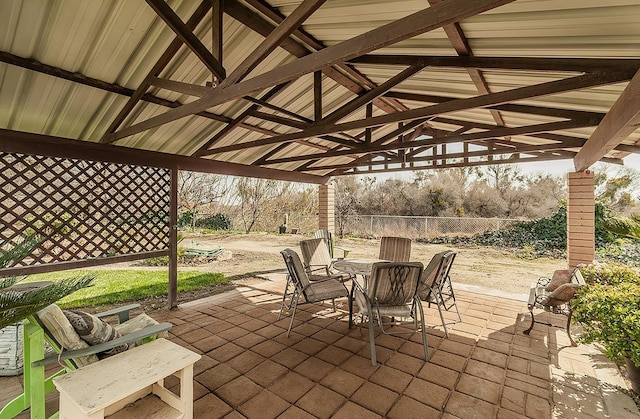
<box><xmin>299</xmin><ymin>238</ymin><xmax>332</xmax><ymax>276</ymax></box>
<box><xmin>378</xmin><ymin>236</ymin><xmax>412</xmax><ymax>262</ymax></box>
<box><xmin>352</xmin><ymin>261</ymin><xmax>427</xmax><ymax>365</ymax></box>
<box><xmin>367</xmin><ymin>262</ymin><xmax>422</xmax><ymax>307</ymax></box>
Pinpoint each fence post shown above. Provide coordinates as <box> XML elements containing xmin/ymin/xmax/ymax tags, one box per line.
<box><xmin>424</xmin><ymin>217</ymin><xmax>428</xmax><ymax>238</ymax></box>
<box><xmin>370</xmin><ymin>216</ymin><xmax>374</xmax><ymax>237</ymax></box>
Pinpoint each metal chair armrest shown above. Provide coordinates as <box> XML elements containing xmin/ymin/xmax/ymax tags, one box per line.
<box><xmin>334</xmin><ymin>245</ymin><xmax>350</xmax><ymax>259</ymax></box>
<box><xmin>536</xmin><ymin>276</ymin><xmax>552</xmax><ymax>287</ymax></box>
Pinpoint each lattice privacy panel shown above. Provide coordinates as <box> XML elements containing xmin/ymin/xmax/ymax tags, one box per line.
<box><xmin>0</xmin><ymin>153</ymin><xmax>170</xmax><ymax>267</ymax></box>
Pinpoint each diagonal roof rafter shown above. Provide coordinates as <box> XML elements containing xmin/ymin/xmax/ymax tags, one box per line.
<box><xmin>103</xmin><ymin>0</ymin><xmax>516</xmax><ymax>143</ymax></box>
<box><xmin>202</xmin><ymin>69</ymin><xmax>633</xmax><ymax>156</ymax></box>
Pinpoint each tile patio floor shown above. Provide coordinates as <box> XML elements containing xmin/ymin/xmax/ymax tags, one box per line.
<box><xmin>2</xmin><ymin>276</ymin><xmax>639</xmax><ymax>418</ymax></box>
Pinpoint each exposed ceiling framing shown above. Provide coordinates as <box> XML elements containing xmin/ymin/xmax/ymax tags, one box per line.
<box><xmin>1</xmin><ymin>0</ymin><xmax>640</xmax><ymax>183</ymax></box>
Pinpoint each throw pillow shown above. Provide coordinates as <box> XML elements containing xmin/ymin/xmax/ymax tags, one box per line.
<box><xmin>36</xmin><ymin>304</ymin><xmax>99</xmax><ymax>366</ymax></box>
<box><xmin>545</xmin><ymin>269</ymin><xmax>572</xmax><ymax>292</ymax></box>
<box><xmin>63</xmin><ymin>310</ymin><xmax>128</xmax><ymax>358</ymax></box>
<box><xmin>541</xmin><ymin>283</ymin><xmax>581</xmax><ymax>307</ymax></box>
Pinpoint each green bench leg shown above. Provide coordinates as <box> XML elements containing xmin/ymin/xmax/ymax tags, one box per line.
<box><xmin>0</xmin><ymin>318</ymin><xmax>68</xmax><ymax>419</ymax></box>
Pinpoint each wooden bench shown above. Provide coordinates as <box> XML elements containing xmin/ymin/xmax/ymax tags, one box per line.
<box><xmin>523</xmin><ymin>268</ymin><xmax>586</xmax><ymax>346</ymax></box>
<box><xmin>53</xmin><ymin>338</ymin><xmax>200</xmax><ymax>419</ymax></box>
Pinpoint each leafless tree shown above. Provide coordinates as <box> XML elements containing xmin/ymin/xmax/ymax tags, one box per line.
<box><xmin>236</xmin><ymin>178</ymin><xmax>286</xmax><ymax>233</ymax></box>
<box><xmin>177</xmin><ymin>171</ymin><xmax>229</xmax><ymax>228</ymax></box>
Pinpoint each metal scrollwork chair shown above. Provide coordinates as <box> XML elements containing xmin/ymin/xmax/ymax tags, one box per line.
<box><xmin>523</xmin><ymin>267</ymin><xmax>585</xmax><ymax>346</ymax></box>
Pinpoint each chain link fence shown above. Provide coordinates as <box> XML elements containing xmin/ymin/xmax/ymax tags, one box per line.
<box><xmin>189</xmin><ymin>211</ymin><xmax>521</xmax><ymax>239</ymax></box>
<box><xmin>342</xmin><ymin>215</ymin><xmax>521</xmax><ymax>239</ymax></box>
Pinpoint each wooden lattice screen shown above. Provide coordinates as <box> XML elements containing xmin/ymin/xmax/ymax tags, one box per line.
<box><xmin>0</xmin><ymin>152</ymin><xmax>170</xmax><ymax>273</ymax></box>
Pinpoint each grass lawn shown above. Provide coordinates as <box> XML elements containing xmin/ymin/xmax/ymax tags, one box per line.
<box><xmin>26</xmin><ymin>270</ymin><xmax>227</xmax><ymax>309</ymax></box>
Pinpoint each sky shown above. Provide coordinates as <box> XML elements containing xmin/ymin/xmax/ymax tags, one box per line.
<box><xmin>362</xmin><ymin>152</ymin><xmax>640</xmax><ymax>183</ymax></box>
<box><xmin>516</xmin><ymin>153</ymin><xmax>640</xmax><ymax>177</ymax></box>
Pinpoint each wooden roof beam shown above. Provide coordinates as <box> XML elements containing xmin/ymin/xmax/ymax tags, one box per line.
<box><xmin>384</xmin><ymin>90</ymin><xmax>606</xmax><ymax>121</ymax></box>
<box><xmin>321</xmin><ymin>65</ymin><xmax>425</xmax><ymax>124</ymax></box>
<box><xmin>427</xmin><ymin>0</ymin><xmax>506</xmax><ymax>129</ymax></box>
<box><xmin>0</xmin><ymin>50</ymin><xmax>230</xmax><ymax>124</ymax></box>
<box><xmin>145</xmin><ymin>0</ymin><xmax>226</xmax><ymax>82</ymax></box>
<box><xmin>221</xmin><ymin>0</ymin><xmax>327</xmax><ymax>87</ymax></box>
<box><xmin>104</xmin><ymin>0</ymin><xmax>516</xmax><ymax>142</ymax></box>
<box><xmin>349</xmin><ymin>55</ymin><xmax>640</xmax><ymax>73</ymax></box>
<box><xmin>242</xmin><ymin>0</ymin><xmax>408</xmax><ymax>113</ymax></box>
<box><xmin>261</xmin><ymin>120</ymin><xmax>596</xmax><ymax>165</ymax></box>
<box><xmin>205</xmin><ymin>70</ymin><xmax>630</xmax><ymax>154</ymax></box>
<box><xmin>100</xmin><ymin>2</ymin><xmax>212</xmax><ymax>141</ymax></box>
<box><xmin>574</xmin><ymin>69</ymin><xmax>640</xmax><ymax>171</ymax></box>
<box><xmin>0</xmin><ymin>129</ymin><xmax>327</xmax><ymax>184</ymax></box>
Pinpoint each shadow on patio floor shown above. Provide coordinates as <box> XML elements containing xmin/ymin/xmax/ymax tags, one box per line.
<box><xmin>2</xmin><ymin>277</ymin><xmax>639</xmax><ymax>418</ymax></box>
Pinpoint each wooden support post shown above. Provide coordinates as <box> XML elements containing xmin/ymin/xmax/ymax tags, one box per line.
<box><xmin>318</xmin><ymin>183</ymin><xmax>335</xmax><ymax>234</ymax></box>
<box><xmin>169</xmin><ymin>168</ymin><xmax>178</xmax><ymax>309</ymax></box>
<box><xmin>314</xmin><ymin>70</ymin><xmax>322</xmax><ymax>121</ymax></box>
<box><xmin>567</xmin><ymin>171</ymin><xmax>595</xmax><ymax>268</ymax></box>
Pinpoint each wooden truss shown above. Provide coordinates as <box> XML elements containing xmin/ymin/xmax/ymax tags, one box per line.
<box><xmin>2</xmin><ymin>0</ymin><xmax>640</xmax><ymax>180</ymax></box>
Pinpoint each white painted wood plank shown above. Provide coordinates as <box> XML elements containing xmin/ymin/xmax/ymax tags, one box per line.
<box><xmin>54</xmin><ymin>339</ymin><xmax>200</xmax><ymax>416</ymax></box>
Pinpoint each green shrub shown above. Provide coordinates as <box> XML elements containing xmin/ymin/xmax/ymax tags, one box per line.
<box><xmin>196</xmin><ymin>213</ymin><xmax>232</xmax><ymax>230</ymax></box>
<box><xmin>573</xmin><ymin>282</ymin><xmax>640</xmax><ymax>366</ymax></box>
<box><xmin>472</xmin><ymin>205</ymin><xmax>567</xmax><ymax>252</ymax></box>
<box><xmin>580</xmin><ymin>263</ymin><xmax>640</xmax><ymax>286</ymax></box>
<box><xmin>178</xmin><ymin>211</ymin><xmax>195</xmax><ymax>228</ymax></box>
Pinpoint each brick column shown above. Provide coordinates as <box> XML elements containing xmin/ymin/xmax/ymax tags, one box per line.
<box><xmin>318</xmin><ymin>183</ymin><xmax>335</xmax><ymax>234</ymax></box>
<box><xmin>567</xmin><ymin>171</ymin><xmax>595</xmax><ymax>268</ymax></box>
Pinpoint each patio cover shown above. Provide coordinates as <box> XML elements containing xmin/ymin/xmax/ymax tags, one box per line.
<box><xmin>1</xmin><ymin>0</ymin><xmax>639</xmax><ymax>182</ymax></box>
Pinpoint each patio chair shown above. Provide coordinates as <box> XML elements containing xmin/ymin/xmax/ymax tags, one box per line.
<box><xmin>351</xmin><ymin>261</ymin><xmax>427</xmax><ymax>365</ymax></box>
<box><xmin>299</xmin><ymin>238</ymin><xmax>354</xmax><ymax>283</ymax></box>
<box><xmin>278</xmin><ymin>249</ymin><xmax>349</xmax><ymax>337</ymax></box>
<box><xmin>523</xmin><ymin>267</ymin><xmax>586</xmax><ymax>346</ymax></box>
<box><xmin>314</xmin><ymin>229</ymin><xmax>350</xmax><ymax>259</ymax></box>
<box><xmin>378</xmin><ymin>236</ymin><xmax>412</xmax><ymax>262</ymax></box>
<box><xmin>418</xmin><ymin>251</ymin><xmax>461</xmax><ymax>337</ymax></box>
<box><xmin>0</xmin><ymin>303</ymin><xmax>171</xmax><ymax>419</ymax></box>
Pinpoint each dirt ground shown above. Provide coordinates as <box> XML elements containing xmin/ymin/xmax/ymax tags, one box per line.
<box><xmin>180</xmin><ymin>232</ymin><xmax>566</xmax><ymax>293</ymax></box>
<box><xmin>98</xmin><ymin>231</ymin><xmax>567</xmax><ymax>311</ymax></box>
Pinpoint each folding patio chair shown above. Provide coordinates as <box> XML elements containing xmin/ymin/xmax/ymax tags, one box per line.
<box><xmin>278</xmin><ymin>249</ymin><xmax>349</xmax><ymax>337</ymax></box>
<box><xmin>378</xmin><ymin>236</ymin><xmax>412</xmax><ymax>262</ymax></box>
<box><xmin>314</xmin><ymin>229</ymin><xmax>350</xmax><ymax>259</ymax></box>
<box><xmin>299</xmin><ymin>238</ymin><xmax>353</xmax><ymax>283</ymax></box>
<box><xmin>351</xmin><ymin>261</ymin><xmax>427</xmax><ymax>365</ymax></box>
<box><xmin>0</xmin><ymin>303</ymin><xmax>171</xmax><ymax>419</ymax></box>
<box><xmin>418</xmin><ymin>251</ymin><xmax>461</xmax><ymax>337</ymax></box>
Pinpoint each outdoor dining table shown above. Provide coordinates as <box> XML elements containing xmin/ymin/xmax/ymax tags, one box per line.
<box><xmin>333</xmin><ymin>258</ymin><xmax>387</xmax><ymax>277</ymax></box>
<box><xmin>333</xmin><ymin>258</ymin><xmax>388</xmax><ymax>328</ymax></box>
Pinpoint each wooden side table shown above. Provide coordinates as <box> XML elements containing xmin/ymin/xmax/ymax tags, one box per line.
<box><xmin>53</xmin><ymin>338</ymin><xmax>200</xmax><ymax>419</ymax></box>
